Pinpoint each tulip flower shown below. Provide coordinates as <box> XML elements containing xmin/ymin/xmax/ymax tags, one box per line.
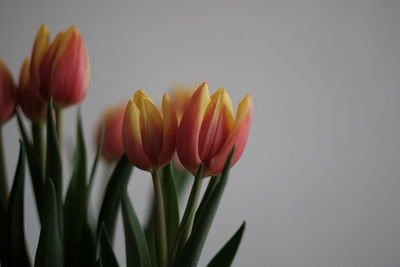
<box><xmin>39</xmin><ymin>26</ymin><xmax>90</xmax><ymax>107</ymax></box>
<box><xmin>18</xmin><ymin>58</ymin><xmax>47</xmax><ymax>121</ymax></box>
<box><xmin>97</xmin><ymin>104</ymin><xmax>125</xmax><ymax>162</ymax></box>
<box><xmin>18</xmin><ymin>25</ymin><xmax>49</xmax><ymax>121</ymax></box>
<box><xmin>0</xmin><ymin>59</ymin><xmax>16</xmax><ymax>124</ymax></box>
<box><xmin>176</xmin><ymin>82</ymin><xmax>253</xmax><ymax>176</ymax></box>
<box><xmin>122</xmin><ymin>90</ymin><xmax>178</xmax><ymax>172</ymax></box>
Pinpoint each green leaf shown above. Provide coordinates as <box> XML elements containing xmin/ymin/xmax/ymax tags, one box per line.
<box><xmin>169</xmin><ymin>165</ymin><xmax>203</xmax><ymax>266</ymax></box>
<box><xmin>16</xmin><ymin>113</ymin><xmax>44</xmax><ymax>221</ymax></box>
<box><xmin>206</xmin><ymin>222</ymin><xmax>246</xmax><ymax>267</ymax></box>
<box><xmin>45</xmin><ymin>99</ymin><xmax>63</xmax><ymax>234</ymax></box>
<box><xmin>174</xmin><ymin>148</ymin><xmax>235</xmax><ymax>267</ymax></box>
<box><xmin>162</xmin><ymin>164</ymin><xmax>180</xmax><ymax>252</ymax></box>
<box><xmin>75</xmin><ymin>221</ymin><xmax>97</xmax><ymax>267</ymax></box>
<box><xmin>34</xmin><ymin>180</ymin><xmax>63</xmax><ymax>267</ymax></box>
<box><xmin>88</xmin><ymin>125</ymin><xmax>104</xmax><ymax>190</ymax></box>
<box><xmin>97</xmin><ymin>224</ymin><xmax>120</xmax><ymax>267</ymax></box>
<box><xmin>63</xmin><ymin>110</ymin><xmax>88</xmax><ymax>267</ymax></box>
<box><xmin>121</xmin><ymin>192</ymin><xmax>152</xmax><ymax>267</ymax></box>
<box><xmin>6</xmin><ymin>142</ymin><xmax>31</xmax><ymax>267</ymax></box>
<box><xmin>97</xmin><ymin>155</ymin><xmax>133</xmax><ymax>242</ymax></box>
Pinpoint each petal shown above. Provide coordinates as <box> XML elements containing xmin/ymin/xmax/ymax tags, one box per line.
<box><xmin>39</xmin><ymin>31</ymin><xmax>65</xmax><ymax>99</ymax></box>
<box><xmin>198</xmin><ymin>88</ymin><xmax>235</xmax><ymax>163</ymax></box>
<box><xmin>30</xmin><ymin>25</ymin><xmax>50</xmax><ymax>84</ymax></box>
<box><xmin>49</xmin><ymin>27</ymin><xmax>89</xmax><ymax>107</ymax></box>
<box><xmin>122</xmin><ymin>100</ymin><xmax>152</xmax><ymax>171</ymax></box>
<box><xmin>135</xmin><ymin>90</ymin><xmax>163</xmax><ymax>164</ymax></box>
<box><xmin>156</xmin><ymin>93</ymin><xmax>178</xmax><ymax>167</ymax></box>
<box><xmin>176</xmin><ymin>82</ymin><xmax>210</xmax><ymax>171</ymax></box>
<box><xmin>205</xmin><ymin>95</ymin><xmax>253</xmax><ymax>176</ymax></box>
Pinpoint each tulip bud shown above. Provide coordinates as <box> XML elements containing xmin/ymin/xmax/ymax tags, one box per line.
<box><xmin>39</xmin><ymin>26</ymin><xmax>90</xmax><ymax>107</ymax></box>
<box><xmin>176</xmin><ymin>82</ymin><xmax>253</xmax><ymax>176</ymax></box>
<box><xmin>18</xmin><ymin>57</ymin><xmax>47</xmax><ymax>122</ymax></box>
<box><xmin>122</xmin><ymin>90</ymin><xmax>178</xmax><ymax>172</ymax></box>
<box><xmin>97</xmin><ymin>104</ymin><xmax>125</xmax><ymax>162</ymax></box>
<box><xmin>0</xmin><ymin>59</ymin><xmax>16</xmax><ymax>124</ymax></box>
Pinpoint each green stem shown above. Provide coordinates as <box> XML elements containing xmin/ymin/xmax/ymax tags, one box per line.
<box><xmin>32</xmin><ymin>122</ymin><xmax>45</xmax><ymax>177</ymax></box>
<box><xmin>0</xmin><ymin>126</ymin><xmax>8</xmax><ymax>206</ymax></box>
<box><xmin>181</xmin><ymin>176</ymin><xmax>203</xmax><ymax>245</ymax></box>
<box><xmin>55</xmin><ymin>107</ymin><xmax>63</xmax><ymax>149</ymax></box>
<box><xmin>152</xmin><ymin>170</ymin><xmax>168</xmax><ymax>267</ymax></box>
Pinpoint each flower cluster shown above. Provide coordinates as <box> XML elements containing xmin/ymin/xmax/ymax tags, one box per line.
<box><xmin>0</xmin><ymin>24</ymin><xmax>89</xmax><ymax>123</ymax></box>
<box><xmin>0</xmin><ymin>24</ymin><xmax>253</xmax><ymax>267</ymax></box>
<box><xmin>121</xmin><ymin>83</ymin><xmax>253</xmax><ymax>177</ymax></box>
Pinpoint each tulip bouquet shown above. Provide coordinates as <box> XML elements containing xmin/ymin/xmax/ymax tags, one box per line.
<box><xmin>0</xmin><ymin>25</ymin><xmax>253</xmax><ymax>267</ymax></box>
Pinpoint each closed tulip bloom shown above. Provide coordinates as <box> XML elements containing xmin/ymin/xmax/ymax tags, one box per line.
<box><xmin>18</xmin><ymin>58</ymin><xmax>47</xmax><ymax>121</ymax></box>
<box><xmin>0</xmin><ymin>59</ymin><xmax>16</xmax><ymax>123</ymax></box>
<box><xmin>176</xmin><ymin>82</ymin><xmax>253</xmax><ymax>176</ymax></box>
<box><xmin>39</xmin><ymin>26</ymin><xmax>90</xmax><ymax>107</ymax></box>
<box><xmin>97</xmin><ymin>104</ymin><xmax>125</xmax><ymax>162</ymax></box>
<box><xmin>122</xmin><ymin>90</ymin><xmax>178</xmax><ymax>172</ymax></box>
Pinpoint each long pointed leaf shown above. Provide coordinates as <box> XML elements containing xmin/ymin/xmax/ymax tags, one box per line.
<box><xmin>16</xmin><ymin>113</ymin><xmax>44</xmax><ymax>221</ymax></box>
<box><xmin>45</xmin><ymin>100</ymin><xmax>63</xmax><ymax>235</ymax></box>
<box><xmin>97</xmin><ymin>224</ymin><xmax>120</xmax><ymax>267</ymax></box>
<box><xmin>162</xmin><ymin>164</ymin><xmax>179</xmax><ymax>252</ymax></box>
<box><xmin>169</xmin><ymin>165</ymin><xmax>203</xmax><ymax>266</ymax></box>
<box><xmin>121</xmin><ymin>192</ymin><xmax>152</xmax><ymax>267</ymax></box>
<box><xmin>206</xmin><ymin>222</ymin><xmax>246</xmax><ymax>267</ymax></box>
<box><xmin>97</xmin><ymin>155</ymin><xmax>133</xmax><ymax>241</ymax></box>
<box><xmin>64</xmin><ymin>110</ymin><xmax>88</xmax><ymax>267</ymax></box>
<box><xmin>6</xmin><ymin>142</ymin><xmax>31</xmax><ymax>266</ymax></box>
<box><xmin>174</xmin><ymin>148</ymin><xmax>235</xmax><ymax>267</ymax></box>
<box><xmin>34</xmin><ymin>180</ymin><xmax>63</xmax><ymax>267</ymax></box>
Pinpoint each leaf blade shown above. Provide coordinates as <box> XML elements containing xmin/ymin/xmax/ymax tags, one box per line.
<box><xmin>206</xmin><ymin>222</ymin><xmax>246</xmax><ymax>267</ymax></box>
<box><xmin>34</xmin><ymin>180</ymin><xmax>63</xmax><ymax>267</ymax></box>
<box><xmin>97</xmin><ymin>155</ymin><xmax>133</xmax><ymax>241</ymax></box>
<box><xmin>121</xmin><ymin>192</ymin><xmax>152</xmax><ymax>267</ymax></box>
<box><xmin>7</xmin><ymin>142</ymin><xmax>31</xmax><ymax>267</ymax></box>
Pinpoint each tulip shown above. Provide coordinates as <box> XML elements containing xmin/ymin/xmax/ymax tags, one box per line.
<box><xmin>18</xmin><ymin>25</ymin><xmax>49</xmax><ymax>121</ymax></box>
<box><xmin>18</xmin><ymin>57</ymin><xmax>47</xmax><ymax>121</ymax></box>
<box><xmin>97</xmin><ymin>104</ymin><xmax>125</xmax><ymax>162</ymax></box>
<box><xmin>176</xmin><ymin>82</ymin><xmax>253</xmax><ymax>176</ymax></box>
<box><xmin>122</xmin><ymin>90</ymin><xmax>177</xmax><ymax>172</ymax></box>
<box><xmin>39</xmin><ymin>26</ymin><xmax>90</xmax><ymax>107</ymax></box>
<box><xmin>0</xmin><ymin>59</ymin><xmax>16</xmax><ymax>124</ymax></box>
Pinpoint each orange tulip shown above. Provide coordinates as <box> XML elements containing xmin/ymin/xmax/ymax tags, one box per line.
<box><xmin>122</xmin><ymin>90</ymin><xmax>177</xmax><ymax>172</ymax></box>
<box><xmin>0</xmin><ymin>59</ymin><xmax>16</xmax><ymax>124</ymax></box>
<box><xmin>176</xmin><ymin>82</ymin><xmax>253</xmax><ymax>176</ymax></box>
<box><xmin>39</xmin><ymin>26</ymin><xmax>90</xmax><ymax>107</ymax></box>
<box><xmin>97</xmin><ymin>104</ymin><xmax>125</xmax><ymax>162</ymax></box>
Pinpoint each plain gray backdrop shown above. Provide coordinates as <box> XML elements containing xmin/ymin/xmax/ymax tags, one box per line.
<box><xmin>1</xmin><ymin>0</ymin><xmax>400</xmax><ymax>266</ymax></box>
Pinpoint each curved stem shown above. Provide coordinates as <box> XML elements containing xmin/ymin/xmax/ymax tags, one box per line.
<box><xmin>152</xmin><ymin>170</ymin><xmax>168</xmax><ymax>267</ymax></box>
<box><xmin>181</xmin><ymin>176</ymin><xmax>203</xmax><ymax>245</ymax></box>
<box><xmin>0</xmin><ymin>126</ymin><xmax>8</xmax><ymax>206</ymax></box>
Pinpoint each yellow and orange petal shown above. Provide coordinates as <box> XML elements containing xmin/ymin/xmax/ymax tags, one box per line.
<box><xmin>206</xmin><ymin>95</ymin><xmax>253</xmax><ymax>176</ymax></box>
<box><xmin>176</xmin><ymin>83</ymin><xmax>253</xmax><ymax>176</ymax></box>
<box><xmin>176</xmin><ymin>82</ymin><xmax>210</xmax><ymax>171</ymax></box>
<box><xmin>122</xmin><ymin>100</ymin><xmax>152</xmax><ymax>171</ymax></box>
